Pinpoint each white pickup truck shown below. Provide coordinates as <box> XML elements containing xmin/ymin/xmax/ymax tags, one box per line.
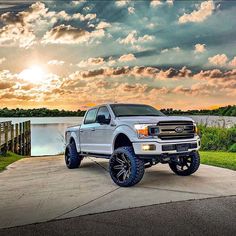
<box><xmin>65</xmin><ymin>103</ymin><xmax>201</xmax><ymax>187</ymax></box>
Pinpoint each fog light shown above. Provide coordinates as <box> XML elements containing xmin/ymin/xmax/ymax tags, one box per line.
<box><xmin>142</xmin><ymin>144</ymin><xmax>156</xmax><ymax>151</ymax></box>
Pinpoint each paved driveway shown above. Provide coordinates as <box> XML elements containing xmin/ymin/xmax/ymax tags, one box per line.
<box><xmin>0</xmin><ymin>156</ymin><xmax>235</xmax><ymax>229</ymax></box>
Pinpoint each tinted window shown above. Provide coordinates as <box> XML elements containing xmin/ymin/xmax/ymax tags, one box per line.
<box><xmin>110</xmin><ymin>104</ymin><xmax>164</xmax><ymax>117</ymax></box>
<box><xmin>84</xmin><ymin>108</ymin><xmax>97</xmax><ymax>124</ymax></box>
<box><xmin>97</xmin><ymin>106</ymin><xmax>111</xmax><ymax>123</ymax></box>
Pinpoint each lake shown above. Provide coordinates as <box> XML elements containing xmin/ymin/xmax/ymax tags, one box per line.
<box><xmin>0</xmin><ymin>116</ymin><xmax>235</xmax><ymax>156</ymax></box>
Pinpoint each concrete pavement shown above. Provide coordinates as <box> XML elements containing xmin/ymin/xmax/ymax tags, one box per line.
<box><xmin>0</xmin><ymin>196</ymin><xmax>235</xmax><ymax>236</ymax></box>
<box><xmin>0</xmin><ymin>155</ymin><xmax>235</xmax><ymax>229</ymax></box>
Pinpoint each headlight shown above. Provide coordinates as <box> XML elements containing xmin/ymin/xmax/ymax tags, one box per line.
<box><xmin>134</xmin><ymin>124</ymin><xmax>159</xmax><ymax>139</ymax></box>
<box><xmin>193</xmin><ymin>124</ymin><xmax>198</xmax><ymax>133</ymax></box>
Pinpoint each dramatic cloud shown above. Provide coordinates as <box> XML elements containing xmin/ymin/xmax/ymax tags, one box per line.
<box><xmin>47</xmin><ymin>60</ymin><xmax>65</xmax><ymax>66</ymax></box>
<box><xmin>229</xmin><ymin>57</ymin><xmax>236</xmax><ymax>67</ymax></box>
<box><xmin>115</xmin><ymin>1</ymin><xmax>130</xmax><ymax>7</ymax></box>
<box><xmin>118</xmin><ymin>30</ymin><xmax>154</xmax><ymax>50</ymax></box>
<box><xmin>150</xmin><ymin>1</ymin><xmax>162</xmax><ymax>8</ymax></box>
<box><xmin>194</xmin><ymin>44</ymin><xmax>206</xmax><ymax>53</ymax></box>
<box><xmin>0</xmin><ymin>58</ymin><xmax>6</xmax><ymax>64</ymax></box>
<box><xmin>42</xmin><ymin>24</ymin><xmax>105</xmax><ymax>45</ymax></box>
<box><xmin>118</xmin><ymin>54</ymin><xmax>136</xmax><ymax>62</ymax></box>
<box><xmin>77</xmin><ymin>57</ymin><xmax>105</xmax><ymax>68</ymax></box>
<box><xmin>128</xmin><ymin>7</ymin><xmax>135</xmax><ymax>14</ymax></box>
<box><xmin>179</xmin><ymin>0</ymin><xmax>215</xmax><ymax>24</ymax></box>
<box><xmin>208</xmin><ymin>54</ymin><xmax>228</xmax><ymax>66</ymax></box>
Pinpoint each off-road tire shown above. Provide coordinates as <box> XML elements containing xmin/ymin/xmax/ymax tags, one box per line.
<box><xmin>65</xmin><ymin>141</ymin><xmax>82</xmax><ymax>169</ymax></box>
<box><xmin>169</xmin><ymin>151</ymin><xmax>200</xmax><ymax>176</ymax></box>
<box><xmin>109</xmin><ymin>146</ymin><xmax>145</xmax><ymax>187</ymax></box>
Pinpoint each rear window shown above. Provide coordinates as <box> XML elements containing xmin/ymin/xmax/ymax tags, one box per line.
<box><xmin>110</xmin><ymin>104</ymin><xmax>164</xmax><ymax>117</ymax></box>
<box><xmin>84</xmin><ymin>108</ymin><xmax>97</xmax><ymax>124</ymax></box>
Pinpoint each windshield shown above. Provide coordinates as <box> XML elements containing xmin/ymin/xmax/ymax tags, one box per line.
<box><xmin>110</xmin><ymin>104</ymin><xmax>165</xmax><ymax>117</ymax></box>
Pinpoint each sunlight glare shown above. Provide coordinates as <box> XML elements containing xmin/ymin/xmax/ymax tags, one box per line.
<box><xmin>19</xmin><ymin>65</ymin><xmax>46</xmax><ymax>83</ymax></box>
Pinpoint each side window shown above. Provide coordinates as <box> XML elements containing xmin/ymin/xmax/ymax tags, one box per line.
<box><xmin>97</xmin><ymin>106</ymin><xmax>111</xmax><ymax>123</ymax></box>
<box><xmin>84</xmin><ymin>109</ymin><xmax>97</xmax><ymax>124</ymax></box>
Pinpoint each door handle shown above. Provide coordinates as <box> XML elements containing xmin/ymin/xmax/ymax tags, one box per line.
<box><xmin>80</xmin><ymin>129</ymin><xmax>84</xmax><ymax>133</ymax></box>
<box><xmin>91</xmin><ymin>128</ymin><xmax>95</xmax><ymax>131</ymax></box>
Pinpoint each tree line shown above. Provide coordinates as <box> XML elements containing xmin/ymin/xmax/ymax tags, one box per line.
<box><xmin>0</xmin><ymin>105</ymin><xmax>235</xmax><ymax>117</ymax></box>
<box><xmin>160</xmin><ymin>105</ymin><xmax>236</xmax><ymax>117</ymax></box>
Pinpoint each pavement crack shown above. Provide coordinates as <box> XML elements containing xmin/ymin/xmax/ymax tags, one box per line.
<box><xmin>140</xmin><ymin>186</ymin><xmax>219</xmax><ymax>196</ymax></box>
<box><xmin>53</xmin><ymin>187</ymin><xmax>120</xmax><ymax>220</ymax></box>
<box><xmin>88</xmin><ymin>157</ymin><xmax>109</xmax><ymax>172</ymax></box>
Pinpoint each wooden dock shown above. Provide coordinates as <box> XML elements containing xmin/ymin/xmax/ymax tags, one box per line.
<box><xmin>0</xmin><ymin>121</ymin><xmax>31</xmax><ymax>156</ymax></box>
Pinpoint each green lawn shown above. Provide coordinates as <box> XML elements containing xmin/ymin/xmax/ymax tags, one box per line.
<box><xmin>200</xmin><ymin>151</ymin><xmax>236</xmax><ymax>171</ymax></box>
<box><xmin>0</xmin><ymin>152</ymin><xmax>24</xmax><ymax>171</ymax></box>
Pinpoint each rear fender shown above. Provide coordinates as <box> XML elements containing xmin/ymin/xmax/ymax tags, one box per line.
<box><xmin>68</xmin><ymin>132</ymin><xmax>80</xmax><ymax>153</ymax></box>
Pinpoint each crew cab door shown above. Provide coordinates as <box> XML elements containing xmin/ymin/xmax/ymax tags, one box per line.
<box><xmin>79</xmin><ymin>108</ymin><xmax>98</xmax><ymax>153</ymax></box>
<box><xmin>92</xmin><ymin>106</ymin><xmax>114</xmax><ymax>154</ymax></box>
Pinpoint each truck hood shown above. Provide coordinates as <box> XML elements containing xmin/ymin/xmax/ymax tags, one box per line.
<box><xmin>117</xmin><ymin>116</ymin><xmax>194</xmax><ymax>124</ymax></box>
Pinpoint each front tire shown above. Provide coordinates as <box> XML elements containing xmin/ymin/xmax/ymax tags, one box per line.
<box><xmin>169</xmin><ymin>151</ymin><xmax>200</xmax><ymax>176</ymax></box>
<box><xmin>109</xmin><ymin>146</ymin><xmax>145</xmax><ymax>187</ymax></box>
<box><xmin>65</xmin><ymin>141</ymin><xmax>82</xmax><ymax>169</ymax></box>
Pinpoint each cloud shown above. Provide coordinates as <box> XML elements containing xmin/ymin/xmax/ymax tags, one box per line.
<box><xmin>0</xmin><ymin>2</ymin><xmax>48</xmax><ymax>48</ymax></box>
<box><xmin>128</xmin><ymin>7</ymin><xmax>135</xmax><ymax>14</ymax></box>
<box><xmin>42</xmin><ymin>24</ymin><xmax>105</xmax><ymax>45</ymax></box>
<box><xmin>115</xmin><ymin>1</ymin><xmax>130</xmax><ymax>7</ymax></box>
<box><xmin>161</xmin><ymin>47</ymin><xmax>181</xmax><ymax>53</ymax></box>
<box><xmin>47</xmin><ymin>60</ymin><xmax>65</xmax><ymax>66</ymax></box>
<box><xmin>150</xmin><ymin>1</ymin><xmax>163</xmax><ymax>8</ymax></box>
<box><xmin>118</xmin><ymin>30</ymin><xmax>154</xmax><ymax>50</ymax></box>
<box><xmin>77</xmin><ymin>57</ymin><xmax>105</xmax><ymax>68</ymax></box>
<box><xmin>208</xmin><ymin>54</ymin><xmax>228</xmax><ymax>66</ymax></box>
<box><xmin>96</xmin><ymin>21</ymin><xmax>111</xmax><ymax>30</ymax></box>
<box><xmin>194</xmin><ymin>44</ymin><xmax>206</xmax><ymax>53</ymax></box>
<box><xmin>179</xmin><ymin>0</ymin><xmax>215</xmax><ymax>24</ymax></box>
<box><xmin>0</xmin><ymin>58</ymin><xmax>6</xmax><ymax>64</ymax></box>
<box><xmin>229</xmin><ymin>57</ymin><xmax>236</xmax><ymax>67</ymax></box>
<box><xmin>118</xmin><ymin>53</ymin><xmax>136</xmax><ymax>62</ymax></box>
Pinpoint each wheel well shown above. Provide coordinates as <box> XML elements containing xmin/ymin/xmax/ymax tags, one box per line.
<box><xmin>114</xmin><ymin>133</ymin><xmax>132</xmax><ymax>150</ymax></box>
<box><xmin>69</xmin><ymin>137</ymin><xmax>75</xmax><ymax>144</ymax></box>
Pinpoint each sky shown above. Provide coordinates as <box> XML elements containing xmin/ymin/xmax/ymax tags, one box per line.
<box><xmin>0</xmin><ymin>0</ymin><xmax>236</xmax><ymax>110</ymax></box>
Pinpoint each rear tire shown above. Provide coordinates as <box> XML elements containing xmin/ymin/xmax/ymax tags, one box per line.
<box><xmin>169</xmin><ymin>151</ymin><xmax>200</xmax><ymax>176</ymax></box>
<box><xmin>65</xmin><ymin>141</ymin><xmax>82</xmax><ymax>169</ymax></box>
<box><xmin>109</xmin><ymin>146</ymin><xmax>145</xmax><ymax>187</ymax></box>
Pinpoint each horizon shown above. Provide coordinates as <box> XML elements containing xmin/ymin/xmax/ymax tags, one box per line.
<box><xmin>0</xmin><ymin>0</ymin><xmax>236</xmax><ymax>110</ymax></box>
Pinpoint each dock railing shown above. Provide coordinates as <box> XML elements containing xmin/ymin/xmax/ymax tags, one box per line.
<box><xmin>0</xmin><ymin>121</ymin><xmax>31</xmax><ymax>156</ymax></box>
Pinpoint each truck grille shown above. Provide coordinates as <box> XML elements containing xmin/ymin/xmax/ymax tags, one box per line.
<box><xmin>157</xmin><ymin>121</ymin><xmax>195</xmax><ymax>140</ymax></box>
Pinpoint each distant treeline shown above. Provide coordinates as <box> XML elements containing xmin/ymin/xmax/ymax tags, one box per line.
<box><xmin>0</xmin><ymin>105</ymin><xmax>235</xmax><ymax>117</ymax></box>
<box><xmin>161</xmin><ymin>105</ymin><xmax>236</xmax><ymax>117</ymax></box>
<box><xmin>0</xmin><ymin>108</ymin><xmax>86</xmax><ymax>117</ymax></box>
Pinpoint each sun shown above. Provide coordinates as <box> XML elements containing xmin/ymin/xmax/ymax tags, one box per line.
<box><xmin>19</xmin><ymin>65</ymin><xmax>46</xmax><ymax>83</ymax></box>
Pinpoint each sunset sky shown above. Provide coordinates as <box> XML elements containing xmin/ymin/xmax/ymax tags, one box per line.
<box><xmin>0</xmin><ymin>0</ymin><xmax>236</xmax><ymax>110</ymax></box>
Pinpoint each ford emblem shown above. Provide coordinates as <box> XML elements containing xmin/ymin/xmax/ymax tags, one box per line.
<box><xmin>175</xmin><ymin>126</ymin><xmax>184</xmax><ymax>133</ymax></box>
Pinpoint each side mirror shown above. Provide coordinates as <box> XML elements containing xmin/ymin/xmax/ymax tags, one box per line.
<box><xmin>97</xmin><ymin>115</ymin><xmax>109</xmax><ymax>124</ymax></box>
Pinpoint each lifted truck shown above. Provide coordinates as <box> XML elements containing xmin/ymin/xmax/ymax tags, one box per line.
<box><xmin>65</xmin><ymin>103</ymin><xmax>201</xmax><ymax>187</ymax></box>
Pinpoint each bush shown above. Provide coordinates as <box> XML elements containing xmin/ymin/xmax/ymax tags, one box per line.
<box><xmin>198</xmin><ymin>125</ymin><xmax>236</xmax><ymax>152</ymax></box>
<box><xmin>229</xmin><ymin>143</ymin><xmax>236</xmax><ymax>152</ymax></box>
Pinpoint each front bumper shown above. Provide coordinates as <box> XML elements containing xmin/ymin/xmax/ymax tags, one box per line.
<box><xmin>132</xmin><ymin>137</ymin><xmax>201</xmax><ymax>155</ymax></box>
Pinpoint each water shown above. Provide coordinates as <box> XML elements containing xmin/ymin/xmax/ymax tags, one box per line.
<box><xmin>0</xmin><ymin>117</ymin><xmax>83</xmax><ymax>156</ymax></box>
<box><xmin>0</xmin><ymin>116</ymin><xmax>235</xmax><ymax>156</ymax></box>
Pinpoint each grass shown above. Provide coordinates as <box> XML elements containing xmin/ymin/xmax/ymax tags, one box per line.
<box><xmin>0</xmin><ymin>152</ymin><xmax>24</xmax><ymax>171</ymax></box>
<box><xmin>200</xmin><ymin>151</ymin><xmax>236</xmax><ymax>171</ymax></box>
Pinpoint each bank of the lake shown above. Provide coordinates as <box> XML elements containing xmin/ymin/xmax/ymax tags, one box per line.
<box><xmin>0</xmin><ymin>116</ymin><xmax>235</xmax><ymax>156</ymax></box>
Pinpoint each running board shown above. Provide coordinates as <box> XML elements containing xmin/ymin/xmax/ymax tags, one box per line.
<box><xmin>80</xmin><ymin>152</ymin><xmax>111</xmax><ymax>159</ymax></box>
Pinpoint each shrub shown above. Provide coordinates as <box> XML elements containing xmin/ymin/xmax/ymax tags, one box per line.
<box><xmin>198</xmin><ymin>125</ymin><xmax>236</xmax><ymax>152</ymax></box>
<box><xmin>229</xmin><ymin>143</ymin><xmax>236</xmax><ymax>152</ymax></box>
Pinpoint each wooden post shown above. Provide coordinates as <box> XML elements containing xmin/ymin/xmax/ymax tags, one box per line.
<box><xmin>4</xmin><ymin>123</ymin><xmax>8</xmax><ymax>152</ymax></box>
<box><xmin>10</xmin><ymin>124</ymin><xmax>14</xmax><ymax>152</ymax></box>
<box><xmin>15</xmin><ymin>123</ymin><xmax>19</xmax><ymax>154</ymax></box>
<box><xmin>28</xmin><ymin>121</ymin><xmax>31</xmax><ymax>156</ymax></box>
<box><xmin>19</xmin><ymin>123</ymin><xmax>22</xmax><ymax>155</ymax></box>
